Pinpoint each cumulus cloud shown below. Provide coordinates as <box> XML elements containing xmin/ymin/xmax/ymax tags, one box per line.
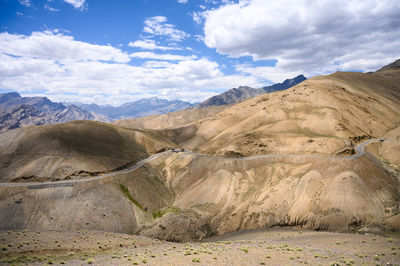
<box><xmin>0</xmin><ymin>31</ymin><xmax>130</xmax><ymax>63</ymax></box>
<box><xmin>177</xmin><ymin>0</ymin><xmax>188</xmax><ymax>3</ymax></box>
<box><xmin>63</xmin><ymin>0</ymin><xmax>85</xmax><ymax>10</ymax></box>
<box><xmin>0</xmin><ymin>31</ymin><xmax>262</xmax><ymax>105</ymax></box>
<box><xmin>130</xmin><ymin>52</ymin><xmax>197</xmax><ymax>61</ymax></box>
<box><xmin>128</xmin><ymin>39</ymin><xmax>177</xmax><ymax>51</ymax></box>
<box><xmin>203</xmin><ymin>0</ymin><xmax>400</xmax><ymax>76</ymax></box>
<box><xmin>144</xmin><ymin>16</ymin><xmax>189</xmax><ymax>41</ymax></box>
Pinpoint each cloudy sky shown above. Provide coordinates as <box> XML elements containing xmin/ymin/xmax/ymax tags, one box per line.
<box><xmin>0</xmin><ymin>0</ymin><xmax>399</xmax><ymax>105</ymax></box>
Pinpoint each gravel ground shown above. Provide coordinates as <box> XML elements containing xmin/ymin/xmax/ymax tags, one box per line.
<box><xmin>0</xmin><ymin>228</ymin><xmax>399</xmax><ymax>265</ymax></box>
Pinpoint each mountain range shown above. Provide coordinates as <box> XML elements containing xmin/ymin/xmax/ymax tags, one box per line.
<box><xmin>68</xmin><ymin>97</ymin><xmax>196</xmax><ymax>120</ymax></box>
<box><xmin>1</xmin><ymin>60</ymin><xmax>399</xmax><ymax>241</ymax></box>
<box><xmin>0</xmin><ymin>75</ymin><xmax>306</xmax><ymax>131</ymax></box>
<box><xmin>0</xmin><ymin>92</ymin><xmax>94</xmax><ymax>132</ymax></box>
<box><xmin>197</xmin><ymin>75</ymin><xmax>306</xmax><ymax>108</ymax></box>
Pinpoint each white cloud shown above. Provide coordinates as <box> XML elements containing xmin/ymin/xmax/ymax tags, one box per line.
<box><xmin>18</xmin><ymin>0</ymin><xmax>32</xmax><ymax>7</ymax></box>
<box><xmin>192</xmin><ymin>11</ymin><xmax>204</xmax><ymax>24</ymax></box>
<box><xmin>128</xmin><ymin>39</ymin><xmax>177</xmax><ymax>51</ymax></box>
<box><xmin>235</xmin><ymin>63</ymin><xmax>303</xmax><ymax>84</ymax></box>
<box><xmin>0</xmin><ymin>31</ymin><xmax>130</xmax><ymax>63</ymax></box>
<box><xmin>44</xmin><ymin>4</ymin><xmax>59</xmax><ymax>12</ymax></box>
<box><xmin>0</xmin><ymin>31</ymin><xmax>262</xmax><ymax>105</ymax></box>
<box><xmin>144</xmin><ymin>16</ymin><xmax>189</xmax><ymax>41</ymax></box>
<box><xmin>177</xmin><ymin>0</ymin><xmax>188</xmax><ymax>3</ymax></box>
<box><xmin>63</xmin><ymin>0</ymin><xmax>86</xmax><ymax>10</ymax></box>
<box><xmin>203</xmin><ymin>0</ymin><xmax>400</xmax><ymax>77</ymax></box>
<box><xmin>131</xmin><ymin>52</ymin><xmax>197</xmax><ymax>61</ymax></box>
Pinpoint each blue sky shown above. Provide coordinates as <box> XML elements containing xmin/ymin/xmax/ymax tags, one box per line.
<box><xmin>0</xmin><ymin>0</ymin><xmax>399</xmax><ymax>105</ymax></box>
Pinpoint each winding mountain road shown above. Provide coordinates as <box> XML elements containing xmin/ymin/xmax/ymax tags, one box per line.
<box><xmin>0</xmin><ymin>138</ymin><xmax>391</xmax><ymax>188</ymax></box>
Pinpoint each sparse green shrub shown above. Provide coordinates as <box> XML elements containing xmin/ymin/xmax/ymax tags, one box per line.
<box><xmin>239</xmin><ymin>247</ymin><xmax>249</xmax><ymax>253</ymax></box>
<box><xmin>152</xmin><ymin>206</ymin><xmax>181</xmax><ymax>219</ymax></box>
<box><xmin>119</xmin><ymin>184</ymin><xmax>144</xmax><ymax>210</ymax></box>
<box><xmin>192</xmin><ymin>258</ymin><xmax>201</xmax><ymax>262</ymax></box>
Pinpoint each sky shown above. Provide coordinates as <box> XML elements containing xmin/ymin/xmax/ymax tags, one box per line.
<box><xmin>0</xmin><ymin>0</ymin><xmax>399</xmax><ymax>105</ymax></box>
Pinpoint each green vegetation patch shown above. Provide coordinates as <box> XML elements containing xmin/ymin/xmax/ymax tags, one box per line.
<box><xmin>119</xmin><ymin>184</ymin><xmax>144</xmax><ymax>210</ymax></box>
<box><xmin>152</xmin><ymin>206</ymin><xmax>181</xmax><ymax>219</ymax></box>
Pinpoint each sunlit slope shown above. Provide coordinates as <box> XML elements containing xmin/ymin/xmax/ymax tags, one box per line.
<box><xmin>1</xmin><ymin>148</ymin><xmax>398</xmax><ymax>241</ymax></box>
<box><xmin>166</xmin><ymin>70</ymin><xmax>400</xmax><ymax>157</ymax></box>
<box><xmin>142</xmin><ymin>151</ymin><xmax>400</xmax><ymax>240</ymax></box>
<box><xmin>0</xmin><ymin>120</ymin><xmax>176</xmax><ymax>182</ymax></box>
<box><xmin>114</xmin><ymin>105</ymin><xmax>227</xmax><ymax>130</ymax></box>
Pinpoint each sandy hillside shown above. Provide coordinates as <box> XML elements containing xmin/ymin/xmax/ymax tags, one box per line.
<box><xmin>0</xmin><ymin>120</ymin><xmax>176</xmax><ymax>182</ymax></box>
<box><xmin>0</xmin><ymin>65</ymin><xmax>399</xmax><ymax>244</ymax></box>
<box><xmin>120</xmin><ymin>69</ymin><xmax>400</xmax><ymax>158</ymax></box>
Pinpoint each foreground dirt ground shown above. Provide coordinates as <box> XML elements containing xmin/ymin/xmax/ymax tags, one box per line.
<box><xmin>0</xmin><ymin>228</ymin><xmax>399</xmax><ymax>265</ymax></box>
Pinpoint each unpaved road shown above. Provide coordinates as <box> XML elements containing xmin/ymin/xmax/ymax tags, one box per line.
<box><xmin>0</xmin><ymin>138</ymin><xmax>390</xmax><ymax>188</ymax></box>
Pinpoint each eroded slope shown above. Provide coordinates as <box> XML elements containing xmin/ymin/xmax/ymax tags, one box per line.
<box><xmin>0</xmin><ymin>120</ymin><xmax>176</xmax><ymax>182</ymax></box>
<box><xmin>172</xmin><ymin>70</ymin><xmax>400</xmax><ymax>157</ymax></box>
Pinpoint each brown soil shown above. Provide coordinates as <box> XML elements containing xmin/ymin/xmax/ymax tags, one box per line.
<box><xmin>0</xmin><ymin>229</ymin><xmax>399</xmax><ymax>265</ymax></box>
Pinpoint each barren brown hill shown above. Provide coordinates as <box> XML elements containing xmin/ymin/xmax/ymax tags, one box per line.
<box><xmin>0</xmin><ymin>120</ymin><xmax>176</xmax><ymax>182</ymax></box>
<box><xmin>121</xmin><ymin>69</ymin><xmax>400</xmax><ymax>158</ymax></box>
<box><xmin>114</xmin><ymin>105</ymin><xmax>227</xmax><ymax>130</ymax></box>
<box><xmin>0</xmin><ymin>65</ymin><xmax>399</xmax><ymax>243</ymax></box>
<box><xmin>1</xmin><ymin>142</ymin><xmax>399</xmax><ymax>241</ymax></box>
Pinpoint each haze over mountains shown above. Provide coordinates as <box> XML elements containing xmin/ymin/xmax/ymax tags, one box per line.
<box><xmin>0</xmin><ymin>60</ymin><xmax>399</xmax><ymax>242</ymax></box>
<box><xmin>69</xmin><ymin>97</ymin><xmax>195</xmax><ymax>120</ymax></box>
<box><xmin>0</xmin><ymin>75</ymin><xmax>306</xmax><ymax>131</ymax></box>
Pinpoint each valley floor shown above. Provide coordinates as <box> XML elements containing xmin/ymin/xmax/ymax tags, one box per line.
<box><xmin>0</xmin><ymin>228</ymin><xmax>399</xmax><ymax>265</ymax></box>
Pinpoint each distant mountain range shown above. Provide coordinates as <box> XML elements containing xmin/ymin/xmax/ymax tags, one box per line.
<box><xmin>197</xmin><ymin>75</ymin><xmax>307</xmax><ymax>108</ymax></box>
<box><xmin>0</xmin><ymin>92</ymin><xmax>94</xmax><ymax>132</ymax></box>
<box><xmin>67</xmin><ymin>97</ymin><xmax>195</xmax><ymax>120</ymax></box>
<box><xmin>0</xmin><ymin>74</ymin><xmax>306</xmax><ymax>131</ymax></box>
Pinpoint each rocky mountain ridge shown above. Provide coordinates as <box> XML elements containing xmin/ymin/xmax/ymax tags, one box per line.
<box><xmin>71</xmin><ymin>97</ymin><xmax>195</xmax><ymax>120</ymax></box>
<box><xmin>197</xmin><ymin>74</ymin><xmax>306</xmax><ymax>108</ymax></box>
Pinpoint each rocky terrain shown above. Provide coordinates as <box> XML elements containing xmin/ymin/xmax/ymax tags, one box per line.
<box><xmin>0</xmin><ymin>93</ymin><xmax>95</xmax><ymax>132</ymax></box>
<box><xmin>120</xmin><ymin>69</ymin><xmax>400</xmax><ymax>159</ymax></box>
<box><xmin>0</xmin><ymin>93</ymin><xmax>196</xmax><ymax>131</ymax></box>
<box><xmin>0</xmin><ymin>61</ymin><xmax>399</xmax><ymax>265</ymax></box>
<box><xmin>197</xmin><ymin>74</ymin><xmax>306</xmax><ymax>108</ymax></box>
<box><xmin>0</xmin><ymin>120</ymin><xmax>175</xmax><ymax>182</ymax></box>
